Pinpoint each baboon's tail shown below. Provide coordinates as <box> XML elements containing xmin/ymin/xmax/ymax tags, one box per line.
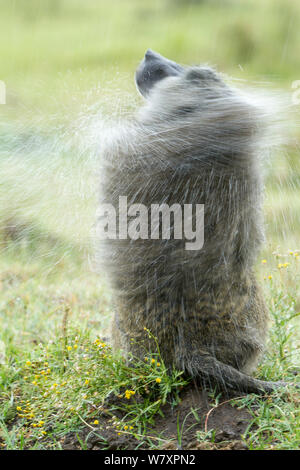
<box><xmin>185</xmin><ymin>353</ymin><xmax>285</xmax><ymax>394</ymax></box>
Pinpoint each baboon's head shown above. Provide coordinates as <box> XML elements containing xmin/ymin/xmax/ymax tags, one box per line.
<box><xmin>135</xmin><ymin>50</ymin><xmax>226</xmax><ymax>100</ymax></box>
<box><xmin>135</xmin><ymin>51</ymin><xmax>260</xmax><ymax>162</ymax></box>
<box><xmin>135</xmin><ymin>50</ymin><xmax>235</xmax><ymax>128</ymax></box>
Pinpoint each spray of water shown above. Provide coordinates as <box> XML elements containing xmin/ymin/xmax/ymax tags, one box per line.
<box><xmin>0</xmin><ymin>81</ymin><xmax>141</xmax><ymax>280</ymax></box>
<box><xmin>0</xmin><ymin>71</ymin><xmax>296</xmax><ymax>279</ymax></box>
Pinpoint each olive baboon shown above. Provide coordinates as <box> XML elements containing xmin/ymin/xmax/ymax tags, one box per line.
<box><xmin>98</xmin><ymin>50</ymin><xmax>286</xmax><ymax>394</ymax></box>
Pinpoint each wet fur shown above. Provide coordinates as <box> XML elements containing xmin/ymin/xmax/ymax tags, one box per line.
<box><xmin>98</xmin><ymin>66</ymin><xmax>284</xmax><ymax>394</ymax></box>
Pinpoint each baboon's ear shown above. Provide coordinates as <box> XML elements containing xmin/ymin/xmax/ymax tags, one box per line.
<box><xmin>186</xmin><ymin>67</ymin><xmax>219</xmax><ymax>83</ymax></box>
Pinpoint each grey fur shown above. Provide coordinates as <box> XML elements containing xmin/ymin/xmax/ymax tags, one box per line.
<box><xmin>97</xmin><ymin>52</ymin><xmax>286</xmax><ymax>394</ymax></box>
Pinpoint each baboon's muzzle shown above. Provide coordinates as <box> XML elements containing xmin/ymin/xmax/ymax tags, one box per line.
<box><xmin>135</xmin><ymin>49</ymin><xmax>184</xmax><ymax>98</ymax></box>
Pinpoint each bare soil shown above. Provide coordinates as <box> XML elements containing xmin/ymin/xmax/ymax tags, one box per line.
<box><xmin>61</xmin><ymin>384</ymin><xmax>252</xmax><ymax>450</ymax></box>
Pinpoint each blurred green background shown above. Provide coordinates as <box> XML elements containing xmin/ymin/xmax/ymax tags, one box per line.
<box><xmin>1</xmin><ymin>0</ymin><xmax>300</xmax><ymax>98</ymax></box>
<box><xmin>0</xmin><ymin>0</ymin><xmax>299</xmax><ymax>273</ymax></box>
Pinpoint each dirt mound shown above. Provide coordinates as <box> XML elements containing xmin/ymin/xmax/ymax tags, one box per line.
<box><xmin>61</xmin><ymin>384</ymin><xmax>252</xmax><ymax>450</ymax></box>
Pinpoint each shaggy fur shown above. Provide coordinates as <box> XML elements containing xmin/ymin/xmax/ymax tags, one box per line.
<box><xmin>98</xmin><ymin>61</ymin><xmax>285</xmax><ymax>393</ymax></box>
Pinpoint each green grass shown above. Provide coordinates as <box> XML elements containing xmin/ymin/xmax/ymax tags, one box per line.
<box><xmin>0</xmin><ymin>0</ymin><xmax>299</xmax><ymax>450</ymax></box>
<box><xmin>0</xmin><ymin>244</ymin><xmax>299</xmax><ymax>449</ymax></box>
<box><xmin>0</xmin><ymin>325</ymin><xmax>186</xmax><ymax>449</ymax></box>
